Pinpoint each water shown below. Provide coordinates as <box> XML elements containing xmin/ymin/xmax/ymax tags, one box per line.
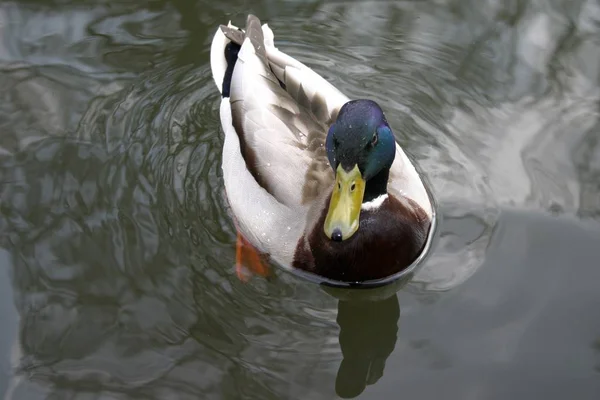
<box><xmin>1</xmin><ymin>0</ymin><xmax>600</xmax><ymax>398</ymax></box>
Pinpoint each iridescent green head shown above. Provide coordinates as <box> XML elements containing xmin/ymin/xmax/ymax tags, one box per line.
<box><xmin>323</xmin><ymin>99</ymin><xmax>396</xmax><ymax>241</ymax></box>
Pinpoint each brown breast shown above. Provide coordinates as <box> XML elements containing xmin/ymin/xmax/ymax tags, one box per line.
<box><xmin>293</xmin><ymin>194</ymin><xmax>431</xmax><ymax>282</ymax></box>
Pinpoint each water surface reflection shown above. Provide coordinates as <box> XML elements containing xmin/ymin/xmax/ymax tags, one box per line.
<box><xmin>335</xmin><ymin>295</ymin><xmax>399</xmax><ymax>398</ymax></box>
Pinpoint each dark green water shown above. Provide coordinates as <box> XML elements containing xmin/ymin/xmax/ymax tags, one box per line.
<box><xmin>1</xmin><ymin>0</ymin><xmax>600</xmax><ymax>398</ymax></box>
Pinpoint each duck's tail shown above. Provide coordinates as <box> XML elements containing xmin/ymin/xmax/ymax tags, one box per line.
<box><xmin>210</xmin><ymin>14</ymin><xmax>274</xmax><ymax>98</ymax></box>
<box><xmin>209</xmin><ymin>20</ymin><xmax>239</xmax><ymax>98</ymax></box>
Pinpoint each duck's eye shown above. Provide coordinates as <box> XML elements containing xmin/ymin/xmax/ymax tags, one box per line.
<box><xmin>371</xmin><ymin>132</ymin><xmax>378</xmax><ymax>146</ymax></box>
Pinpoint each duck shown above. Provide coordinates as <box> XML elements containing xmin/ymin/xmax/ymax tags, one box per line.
<box><xmin>210</xmin><ymin>14</ymin><xmax>434</xmax><ymax>283</ymax></box>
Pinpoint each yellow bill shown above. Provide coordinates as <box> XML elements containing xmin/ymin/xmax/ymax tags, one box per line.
<box><xmin>324</xmin><ymin>164</ymin><xmax>366</xmax><ymax>241</ymax></box>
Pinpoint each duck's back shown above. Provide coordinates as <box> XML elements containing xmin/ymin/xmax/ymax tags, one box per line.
<box><xmin>213</xmin><ymin>15</ymin><xmax>350</xmax><ymax>208</ymax></box>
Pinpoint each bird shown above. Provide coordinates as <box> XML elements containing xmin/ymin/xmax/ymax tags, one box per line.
<box><xmin>209</xmin><ymin>14</ymin><xmax>434</xmax><ymax>283</ymax></box>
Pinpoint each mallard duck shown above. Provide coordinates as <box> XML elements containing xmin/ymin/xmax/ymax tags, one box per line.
<box><xmin>210</xmin><ymin>15</ymin><xmax>434</xmax><ymax>283</ymax></box>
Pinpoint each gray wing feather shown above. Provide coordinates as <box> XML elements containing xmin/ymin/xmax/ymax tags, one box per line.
<box><xmin>228</xmin><ymin>16</ymin><xmax>348</xmax><ymax>207</ymax></box>
<box><xmin>219</xmin><ymin>25</ymin><xmax>244</xmax><ymax>46</ymax></box>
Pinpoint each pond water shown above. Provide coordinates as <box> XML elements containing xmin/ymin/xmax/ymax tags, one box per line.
<box><xmin>1</xmin><ymin>0</ymin><xmax>600</xmax><ymax>399</ymax></box>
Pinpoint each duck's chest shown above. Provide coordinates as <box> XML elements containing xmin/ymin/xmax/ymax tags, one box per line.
<box><xmin>292</xmin><ymin>196</ymin><xmax>430</xmax><ymax>282</ymax></box>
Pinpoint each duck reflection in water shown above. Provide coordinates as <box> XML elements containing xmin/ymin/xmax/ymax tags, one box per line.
<box><xmin>334</xmin><ymin>293</ymin><xmax>400</xmax><ymax>398</ymax></box>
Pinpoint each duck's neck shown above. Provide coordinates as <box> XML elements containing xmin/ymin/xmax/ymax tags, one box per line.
<box><xmin>363</xmin><ymin>169</ymin><xmax>389</xmax><ymax>203</ymax></box>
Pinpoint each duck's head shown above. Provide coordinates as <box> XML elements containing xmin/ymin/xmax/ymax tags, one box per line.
<box><xmin>324</xmin><ymin>99</ymin><xmax>396</xmax><ymax>242</ymax></box>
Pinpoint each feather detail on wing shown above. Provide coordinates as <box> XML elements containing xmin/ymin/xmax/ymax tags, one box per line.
<box><xmin>223</xmin><ymin>16</ymin><xmax>350</xmax><ymax>207</ymax></box>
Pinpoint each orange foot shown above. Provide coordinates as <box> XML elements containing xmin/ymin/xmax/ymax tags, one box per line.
<box><xmin>235</xmin><ymin>231</ymin><xmax>270</xmax><ymax>282</ymax></box>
